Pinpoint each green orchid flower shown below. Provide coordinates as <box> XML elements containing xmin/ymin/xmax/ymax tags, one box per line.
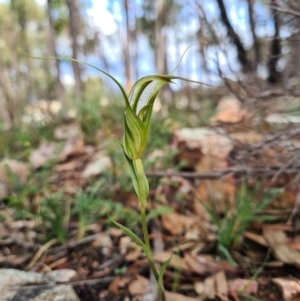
<box><xmin>122</xmin><ymin>74</ymin><xmax>204</xmax><ymax>161</ymax></box>
<box><xmin>121</xmin><ymin>74</ymin><xmax>205</xmax><ymax>203</ymax></box>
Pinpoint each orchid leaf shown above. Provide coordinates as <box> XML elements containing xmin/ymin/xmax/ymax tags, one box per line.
<box><xmin>121</xmin><ymin>145</ymin><xmax>140</xmax><ymax>196</ymax></box>
<box><xmin>121</xmin><ymin>146</ymin><xmax>149</xmax><ymax>202</ymax></box>
<box><xmin>158</xmin><ymin>256</ymin><xmax>172</xmax><ymax>293</ymax></box>
<box><xmin>110</xmin><ymin>218</ymin><xmax>153</xmax><ymax>262</ymax></box>
<box><xmin>132</xmin><ymin>159</ymin><xmax>149</xmax><ymax>206</ymax></box>
<box><xmin>169</xmin><ymin>42</ymin><xmax>197</xmax><ymax>75</ymax></box>
<box><xmin>20</xmin><ymin>51</ymin><xmax>129</xmax><ymax>104</ymax></box>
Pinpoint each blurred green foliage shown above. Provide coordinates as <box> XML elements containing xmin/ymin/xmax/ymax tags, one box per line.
<box><xmin>204</xmin><ymin>182</ymin><xmax>281</xmax><ymax>264</ymax></box>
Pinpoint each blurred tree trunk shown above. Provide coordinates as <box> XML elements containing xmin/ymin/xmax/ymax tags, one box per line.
<box><xmin>132</xmin><ymin>2</ymin><xmax>139</xmax><ymax>81</ymax></box>
<box><xmin>66</xmin><ymin>0</ymin><xmax>83</xmax><ymax>100</ymax></box>
<box><xmin>216</xmin><ymin>0</ymin><xmax>251</xmax><ymax>72</ymax></box>
<box><xmin>267</xmin><ymin>0</ymin><xmax>281</xmax><ymax>84</ymax></box>
<box><xmin>282</xmin><ymin>18</ymin><xmax>300</xmax><ymax>92</ymax></box>
<box><xmin>47</xmin><ymin>0</ymin><xmax>65</xmax><ymax>102</ymax></box>
<box><xmin>155</xmin><ymin>0</ymin><xmax>173</xmax><ymax>102</ymax></box>
<box><xmin>247</xmin><ymin>0</ymin><xmax>260</xmax><ymax>70</ymax></box>
<box><xmin>0</xmin><ymin>63</ymin><xmax>17</xmax><ymax>128</ymax></box>
<box><xmin>155</xmin><ymin>0</ymin><xmax>168</xmax><ymax>75</ymax></box>
<box><xmin>10</xmin><ymin>0</ymin><xmax>32</xmax><ymax>114</ymax></box>
<box><xmin>96</xmin><ymin>30</ymin><xmax>110</xmax><ymax>72</ymax></box>
<box><xmin>123</xmin><ymin>0</ymin><xmax>132</xmax><ymax>92</ymax></box>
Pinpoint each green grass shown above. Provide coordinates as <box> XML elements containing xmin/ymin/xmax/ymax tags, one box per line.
<box><xmin>0</xmin><ymin>120</ymin><xmax>59</xmax><ymax>160</ymax></box>
<box><xmin>39</xmin><ymin>190</ymin><xmax>69</xmax><ymax>243</ymax></box>
<box><xmin>73</xmin><ymin>187</ymin><xmax>140</xmax><ymax>239</ymax></box>
<box><xmin>204</xmin><ymin>181</ymin><xmax>281</xmax><ymax>263</ymax></box>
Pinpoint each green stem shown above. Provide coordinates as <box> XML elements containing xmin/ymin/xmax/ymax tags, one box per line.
<box><xmin>140</xmin><ymin>205</ymin><xmax>150</xmax><ymax>247</ymax></box>
<box><xmin>140</xmin><ymin>204</ymin><xmax>167</xmax><ymax>301</ymax></box>
<box><xmin>78</xmin><ymin>214</ymin><xmax>86</xmax><ymax>240</ymax></box>
<box><xmin>159</xmin><ymin>291</ymin><xmax>167</xmax><ymax>301</ymax></box>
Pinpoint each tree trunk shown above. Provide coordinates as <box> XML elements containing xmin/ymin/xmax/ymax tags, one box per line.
<box><xmin>0</xmin><ymin>63</ymin><xmax>17</xmax><ymax>128</ymax></box>
<box><xmin>123</xmin><ymin>0</ymin><xmax>132</xmax><ymax>92</ymax></box>
<box><xmin>96</xmin><ymin>30</ymin><xmax>110</xmax><ymax>72</ymax></box>
<box><xmin>267</xmin><ymin>0</ymin><xmax>281</xmax><ymax>84</ymax></box>
<box><xmin>216</xmin><ymin>0</ymin><xmax>251</xmax><ymax>72</ymax></box>
<box><xmin>247</xmin><ymin>0</ymin><xmax>260</xmax><ymax>70</ymax></box>
<box><xmin>66</xmin><ymin>0</ymin><xmax>83</xmax><ymax>100</ymax></box>
<box><xmin>47</xmin><ymin>0</ymin><xmax>65</xmax><ymax>102</ymax></box>
<box><xmin>10</xmin><ymin>0</ymin><xmax>33</xmax><ymax>106</ymax></box>
<box><xmin>155</xmin><ymin>0</ymin><xmax>173</xmax><ymax>103</ymax></box>
<box><xmin>132</xmin><ymin>2</ymin><xmax>139</xmax><ymax>82</ymax></box>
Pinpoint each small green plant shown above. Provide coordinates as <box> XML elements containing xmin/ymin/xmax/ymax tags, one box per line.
<box><xmin>27</xmin><ymin>47</ymin><xmax>208</xmax><ymax>301</ymax></box>
<box><xmin>39</xmin><ymin>191</ymin><xmax>69</xmax><ymax>243</ymax></box>
<box><xmin>73</xmin><ymin>188</ymin><xmax>139</xmax><ymax>239</ymax></box>
<box><xmin>205</xmin><ymin>182</ymin><xmax>280</xmax><ymax>264</ymax></box>
<box><xmin>73</xmin><ymin>189</ymin><xmax>99</xmax><ymax>239</ymax></box>
<box><xmin>0</xmin><ymin>120</ymin><xmax>57</xmax><ymax>160</ymax></box>
<box><xmin>106</xmin><ymin>67</ymin><xmax>206</xmax><ymax>301</ymax></box>
<box><xmin>77</xmin><ymin>95</ymin><xmax>101</xmax><ymax>141</ymax></box>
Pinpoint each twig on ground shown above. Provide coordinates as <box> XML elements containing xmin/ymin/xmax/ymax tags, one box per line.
<box><xmin>26</xmin><ymin>238</ymin><xmax>58</xmax><ymax>270</ymax></box>
<box><xmin>0</xmin><ymin>236</ymin><xmax>40</xmax><ymax>251</ymax></box>
<box><xmin>47</xmin><ymin>233</ymin><xmax>100</xmax><ymax>254</ymax></box>
<box><xmin>146</xmin><ymin>165</ymin><xmax>300</xmax><ymax>180</ymax></box>
<box><xmin>5</xmin><ymin>276</ymin><xmax>116</xmax><ymax>290</ymax></box>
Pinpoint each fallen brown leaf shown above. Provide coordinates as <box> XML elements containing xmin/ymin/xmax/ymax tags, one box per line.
<box><xmin>203</xmin><ymin>271</ymin><xmax>228</xmax><ymax>301</ymax></box>
<box><xmin>273</xmin><ymin>278</ymin><xmax>300</xmax><ymax>301</ymax></box>
<box><xmin>59</xmin><ymin>136</ymin><xmax>84</xmax><ymax>161</ymax></box>
<box><xmin>215</xmin><ymin>271</ymin><xmax>229</xmax><ymax>301</ymax></box>
<box><xmin>161</xmin><ymin>212</ymin><xmax>184</xmax><ymax>235</ymax></box>
<box><xmin>263</xmin><ymin>225</ymin><xmax>300</xmax><ymax>265</ymax></box>
<box><xmin>228</xmin><ymin>279</ymin><xmax>258</xmax><ymax>296</ymax></box>
<box><xmin>124</xmin><ymin>275</ymin><xmax>201</xmax><ymax>301</ymax></box>
<box><xmin>128</xmin><ymin>275</ymin><xmax>149</xmax><ymax>300</ymax></box>
<box><xmin>109</xmin><ymin>275</ymin><xmax>132</xmax><ymax>295</ymax></box>
<box><xmin>184</xmin><ymin>253</ymin><xmax>237</xmax><ymax>276</ymax></box>
<box><xmin>244</xmin><ymin>231</ymin><xmax>268</xmax><ymax>247</ymax></box>
<box><xmin>30</xmin><ymin>140</ymin><xmax>58</xmax><ymax>169</ymax></box>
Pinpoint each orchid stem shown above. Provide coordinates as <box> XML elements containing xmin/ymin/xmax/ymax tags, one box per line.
<box><xmin>140</xmin><ymin>204</ymin><xmax>167</xmax><ymax>301</ymax></box>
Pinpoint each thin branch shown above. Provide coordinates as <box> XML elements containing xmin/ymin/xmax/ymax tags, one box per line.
<box><xmin>270</xmin><ymin>5</ymin><xmax>300</xmax><ymax>18</ymax></box>
<box><xmin>146</xmin><ymin>165</ymin><xmax>300</xmax><ymax>179</ymax></box>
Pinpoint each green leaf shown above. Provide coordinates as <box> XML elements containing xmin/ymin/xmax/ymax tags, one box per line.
<box><xmin>121</xmin><ymin>145</ymin><xmax>141</xmax><ymax>196</ymax></box>
<box><xmin>121</xmin><ymin>148</ymin><xmax>149</xmax><ymax>203</ymax></box>
<box><xmin>218</xmin><ymin>244</ymin><xmax>237</xmax><ymax>266</ymax></box>
<box><xmin>21</xmin><ymin>51</ymin><xmax>129</xmax><ymax>104</ymax></box>
<box><xmin>132</xmin><ymin>159</ymin><xmax>149</xmax><ymax>206</ymax></box>
<box><xmin>168</xmin><ymin>43</ymin><xmax>198</xmax><ymax>75</ymax></box>
<box><xmin>110</xmin><ymin>218</ymin><xmax>153</xmax><ymax>262</ymax></box>
<box><xmin>158</xmin><ymin>256</ymin><xmax>172</xmax><ymax>293</ymax></box>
